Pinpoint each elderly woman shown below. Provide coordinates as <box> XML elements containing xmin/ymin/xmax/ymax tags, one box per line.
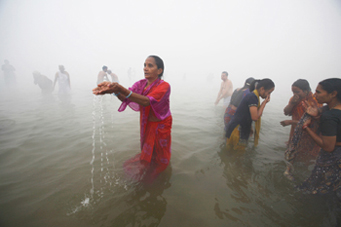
<box><xmin>93</xmin><ymin>55</ymin><xmax>172</xmax><ymax>182</ymax></box>
<box><xmin>297</xmin><ymin>78</ymin><xmax>341</xmax><ymax>195</ymax></box>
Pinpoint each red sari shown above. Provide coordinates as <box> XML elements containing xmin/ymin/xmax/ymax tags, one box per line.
<box><xmin>118</xmin><ymin>79</ymin><xmax>172</xmax><ymax>182</ymax></box>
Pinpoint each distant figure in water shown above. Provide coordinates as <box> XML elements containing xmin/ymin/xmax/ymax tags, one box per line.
<box><xmin>33</xmin><ymin>71</ymin><xmax>53</xmax><ymax>94</ymax></box>
<box><xmin>53</xmin><ymin>65</ymin><xmax>71</xmax><ymax>94</ymax></box>
<box><xmin>93</xmin><ymin>55</ymin><xmax>172</xmax><ymax>183</ymax></box>
<box><xmin>215</xmin><ymin>71</ymin><xmax>233</xmax><ymax>108</ymax></box>
<box><xmin>297</xmin><ymin>78</ymin><xmax>341</xmax><ymax>196</ymax></box>
<box><xmin>1</xmin><ymin>60</ymin><xmax>16</xmax><ymax>86</ymax></box>
<box><xmin>97</xmin><ymin>65</ymin><xmax>110</xmax><ymax>85</ymax></box>
<box><xmin>280</xmin><ymin>79</ymin><xmax>322</xmax><ymax>180</ymax></box>
<box><xmin>224</xmin><ymin>77</ymin><xmax>255</xmax><ymax>132</ymax></box>
<box><xmin>225</xmin><ymin>79</ymin><xmax>275</xmax><ymax>151</ymax></box>
<box><xmin>107</xmin><ymin>69</ymin><xmax>119</xmax><ymax>83</ymax></box>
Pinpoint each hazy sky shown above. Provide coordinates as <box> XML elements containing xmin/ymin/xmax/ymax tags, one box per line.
<box><xmin>0</xmin><ymin>0</ymin><xmax>340</xmax><ymax>92</ymax></box>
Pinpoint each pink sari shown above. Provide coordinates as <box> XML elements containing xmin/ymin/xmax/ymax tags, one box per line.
<box><xmin>118</xmin><ymin>78</ymin><xmax>172</xmax><ymax>182</ymax></box>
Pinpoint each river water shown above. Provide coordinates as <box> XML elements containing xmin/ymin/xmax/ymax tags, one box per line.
<box><xmin>0</xmin><ymin>79</ymin><xmax>340</xmax><ymax>227</ymax></box>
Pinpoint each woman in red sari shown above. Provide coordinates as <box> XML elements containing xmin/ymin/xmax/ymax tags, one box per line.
<box><xmin>93</xmin><ymin>55</ymin><xmax>172</xmax><ymax>182</ymax></box>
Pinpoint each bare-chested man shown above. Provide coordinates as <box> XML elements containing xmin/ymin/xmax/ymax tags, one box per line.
<box><xmin>215</xmin><ymin>71</ymin><xmax>233</xmax><ymax>107</ymax></box>
<box><xmin>97</xmin><ymin>65</ymin><xmax>110</xmax><ymax>85</ymax></box>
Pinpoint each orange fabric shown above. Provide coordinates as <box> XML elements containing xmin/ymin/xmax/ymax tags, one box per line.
<box><xmin>289</xmin><ymin>92</ymin><xmax>321</xmax><ymax>140</ymax></box>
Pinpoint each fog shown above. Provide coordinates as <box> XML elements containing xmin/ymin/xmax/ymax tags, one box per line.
<box><xmin>0</xmin><ymin>0</ymin><xmax>341</xmax><ymax>95</ymax></box>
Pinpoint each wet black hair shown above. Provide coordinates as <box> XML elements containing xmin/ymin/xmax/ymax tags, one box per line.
<box><xmin>319</xmin><ymin>78</ymin><xmax>341</xmax><ymax>102</ymax></box>
<box><xmin>292</xmin><ymin>79</ymin><xmax>311</xmax><ymax>92</ymax></box>
<box><xmin>102</xmin><ymin>66</ymin><xmax>108</xmax><ymax>71</ymax></box>
<box><xmin>249</xmin><ymin>78</ymin><xmax>275</xmax><ymax>92</ymax></box>
<box><xmin>244</xmin><ymin>77</ymin><xmax>255</xmax><ymax>88</ymax></box>
<box><xmin>237</xmin><ymin>77</ymin><xmax>255</xmax><ymax>91</ymax></box>
<box><xmin>148</xmin><ymin>55</ymin><xmax>164</xmax><ymax>78</ymax></box>
<box><xmin>222</xmin><ymin>71</ymin><xmax>228</xmax><ymax>77</ymax></box>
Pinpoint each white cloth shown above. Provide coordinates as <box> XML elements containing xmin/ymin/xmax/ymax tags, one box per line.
<box><xmin>57</xmin><ymin>71</ymin><xmax>70</xmax><ymax>94</ymax></box>
<box><xmin>223</xmin><ymin>96</ymin><xmax>231</xmax><ymax>107</ymax></box>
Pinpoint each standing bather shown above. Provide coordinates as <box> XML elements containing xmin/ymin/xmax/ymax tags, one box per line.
<box><xmin>107</xmin><ymin>69</ymin><xmax>119</xmax><ymax>83</ymax></box>
<box><xmin>280</xmin><ymin>79</ymin><xmax>322</xmax><ymax>180</ymax></box>
<box><xmin>1</xmin><ymin>60</ymin><xmax>16</xmax><ymax>86</ymax></box>
<box><xmin>53</xmin><ymin>65</ymin><xmax>71</xmax><ymax>94</ymax></box>
<box><xmin>93</xmin><ymin>55</ymin><xmax>172</xmax><ymax>183</ymax></box>
<box><xmin>224</xmin><ymin>77</ymin><xmax>255</xmax><ymax>132</ymax></box>
<box><xmin>33</xmin><ymin>71</ymin><xmax>53</xmax><ymax>94</ymax></box>
<box><xmin>298</xmin><ymin>78</ymin><xmax>341</xmax><ymax>195</ymax></box>
<box><xmin>214</xmin><ymin>71</ymin><xmax>233</xmax><ymax>108</ymax></box>
<box><xmin>280</xmin><ymin>79</ymin><xmax>321</xmax><ymax>144</ymax></box>
<box><xmin>225</xmin><ymin>79</ymin><xmax>275</xmax><ymax>151</ymax></box>
<box><xmin>97</xmin><ymin>65</ymin><xmax>110</xmax><ymax>85</ymax></box>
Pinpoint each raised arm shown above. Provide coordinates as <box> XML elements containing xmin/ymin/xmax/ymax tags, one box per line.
<box><xmin>302</xmin><ymin>112</ymin><xmax>337</xmax><ymax>152</ymax></box>
<box><xmin>93</xmin><ymin>82</ymin><xmax>150</xmax><ymax>106</ymax></box>
<box><xmin>116</xmin><ymin>85</ymin><xmax>150</xmax><ymax>106</ymax></box>
<box><xmin>280</xmin><ymin>119</ymin><xmax>299</xmax><ymax>127</ymax></box>
<box><xmin>250</xmin><ymin>95</ymin><xmax>270</xmax><ymax>121</ymax></box>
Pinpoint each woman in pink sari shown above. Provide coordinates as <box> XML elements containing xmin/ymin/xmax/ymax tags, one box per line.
<box><xmin>93</xmin><ymin>55</ymin><xmax>172</xmax><ymax>182</ymax></box>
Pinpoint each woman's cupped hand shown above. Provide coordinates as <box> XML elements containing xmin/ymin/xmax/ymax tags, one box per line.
<box><xmin>93</xmin><ymin>82</ymin><xmax>120</xmax><ymax>95</ymax></box>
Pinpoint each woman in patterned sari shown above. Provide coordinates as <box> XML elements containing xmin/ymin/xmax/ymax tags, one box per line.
<box><xmin>298</xmin><ymin>78</ymin><xmax>341</xmax><ymax>195</ymax></box>
<box><xmin>280</xmin><ymin>79</ymin><xmax>321</xmax><ymax>145</ymax></box>
<box><xmin>281</xmin><ymin>79</ymin><xmax>322</xmax><ymax>180</ymax></box>
<box><xmin>93</xmin><ymin>55</ymin><xmax>172</xmax><ymax>182</ymax></box>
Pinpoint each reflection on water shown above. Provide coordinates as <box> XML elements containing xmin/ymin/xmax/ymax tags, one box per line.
<box><xmin>109</xmin><ymin>166</ymin><xmax>172</xmax><ymax>226</ymax></box>
<box><xmin>0</xmin><ymin>85</ymin><xmax>340</xmax><ymax>226</ymax></box>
